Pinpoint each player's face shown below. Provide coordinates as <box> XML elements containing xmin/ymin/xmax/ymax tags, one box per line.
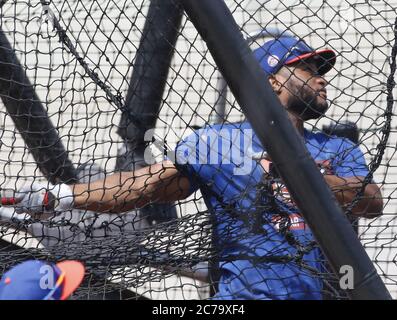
<box><xmin>278</xmin><ymin>60</ymin><xmax>329</xmax><ymax>120</ymax></box>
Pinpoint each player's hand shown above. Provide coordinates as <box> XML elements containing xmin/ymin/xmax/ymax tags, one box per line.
<box><xmin>11</xmin><ymin>182</ymin><xmax>74</xmax><ymax>219</ymax></box>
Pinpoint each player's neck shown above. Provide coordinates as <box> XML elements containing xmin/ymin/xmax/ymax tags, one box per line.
<box><xmin>287</xmin><ymin>112</ymin><xmax>305</xmax><ymax>136</ymax></box>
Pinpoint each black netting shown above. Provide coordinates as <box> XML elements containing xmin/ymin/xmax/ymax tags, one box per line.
<box><xmin>0</xmin><ymin>0</ymin><xmax>395</xmax><ymax>300</ymax></box>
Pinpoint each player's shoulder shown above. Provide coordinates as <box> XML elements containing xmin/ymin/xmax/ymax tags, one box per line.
<box><xmin>188</xmin><ymin>121</ymin><xmax>251</xmax><ymax>140</ymax></box>
<box><xmin>306</xmin><ymin>129</ymin><xmax>357</xmax><ymax>150</ymax></box>
<box><xmin>200</xmin><ymin>121</ymin><xmax>251</xmax><ymax>133</ymax></box>
<box><xmin>177</xmin><ymin>121</ymin><xmax>250</xmax><ymax>147</ymax></box>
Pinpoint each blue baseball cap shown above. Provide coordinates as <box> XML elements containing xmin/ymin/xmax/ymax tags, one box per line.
<box><xmin>253</xmin><ymin>36</ymin><xmax>336</xmax><ymax>75</ymax></box>
<box><xmin>0</xmin><ymin>260</ymin><xmax>85</xmax><ymax>300</ymax></box>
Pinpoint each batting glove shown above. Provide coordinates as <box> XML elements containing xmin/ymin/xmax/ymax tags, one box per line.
<box><xmin>14</xmin><ymin>182</ymin><xmax>74</xmax><ymax>218</ymax></box>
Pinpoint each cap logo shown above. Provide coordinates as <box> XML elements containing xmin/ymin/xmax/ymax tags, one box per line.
<box><xmin>267</xmin><ymin>55</ymin><xmax>279</xmax><ymax>68</ymax></box>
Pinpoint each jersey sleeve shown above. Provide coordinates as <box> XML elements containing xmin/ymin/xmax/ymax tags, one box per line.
<box><xmin>171</xmin><ymin>129</ymin><xmax>206</xmax><ymax>196</ymax></box>
<box><xmin>333</xmin><ymin>139</ymin><xmax>369</xmax><ymax>178</ymax></box>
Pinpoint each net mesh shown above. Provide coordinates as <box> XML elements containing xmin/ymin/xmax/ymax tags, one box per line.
<box><xmin>0</xmin><ymin>0</ymin><xmax>395</xmax><ymax>300</ymax></box>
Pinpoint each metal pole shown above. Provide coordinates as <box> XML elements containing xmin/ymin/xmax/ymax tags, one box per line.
<box><xmin>0</xmin><ymin>29</ymin><xmax>78</xmax><ymax>184</ymax></box>
<box><xmin>117</xmin><ymin>0</ymin><xmax>183</xmax><ymax>152</ymax></box>
<box><xmin>116</xmin><ymin>0</ymin><xmax>183</xmax><ymax>224</ymax></box>
<box><xmin>210</xmin><ymin>77</ymin><xmax>228</xmax><ymax>124</ymax></box>
<box><xmin>182</xmin><ymin>0</ymin><xmax>391</xmax><ymax>300</ymax></box>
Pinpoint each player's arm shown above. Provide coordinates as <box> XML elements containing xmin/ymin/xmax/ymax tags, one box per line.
<box><xmin>72</xmin><ymin>160</ymin><xmax>191</xmax><ymax>213</ymax></box>
<box><xmin>323</xmin><ymin>175</ymin><xmax>383</xmax><ymax>218</ymax></box>
<box><xmin>7</xmin><ymin>160</ymin><xmax>192</xmax><ymax>216</ymax></box>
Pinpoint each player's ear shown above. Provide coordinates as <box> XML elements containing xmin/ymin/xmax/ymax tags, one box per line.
<box><xmin>268</xmin><ymin>74</ymin><xmax>282</xmax><ymax>94</ymax></box>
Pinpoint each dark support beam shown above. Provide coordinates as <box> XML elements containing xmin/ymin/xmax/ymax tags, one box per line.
<box><xmin>117</xmin><ymin>0</ymin><xmax>183</xmax><ymax>152</ymax></box>
<box><xmin>0</xmin><ymin>29</ymin><xmax>78</xmax><ymax>184</ymax></box>
<box><xmin>116</xmin><ymin>0</ymin><xmax>183</xmax><ymax>225</ymax></box>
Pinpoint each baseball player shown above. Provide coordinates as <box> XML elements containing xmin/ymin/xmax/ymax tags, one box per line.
<box><xmin>5</xmin><ymin>36</ymin><xmax>383</xmax><ymax>299</ymax></box>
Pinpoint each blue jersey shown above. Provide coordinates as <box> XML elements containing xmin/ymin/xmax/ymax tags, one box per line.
<box><xmin>174</xmin><ymin>121</ymin><xmax>369</xmax><ymax>300</ymax></box>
